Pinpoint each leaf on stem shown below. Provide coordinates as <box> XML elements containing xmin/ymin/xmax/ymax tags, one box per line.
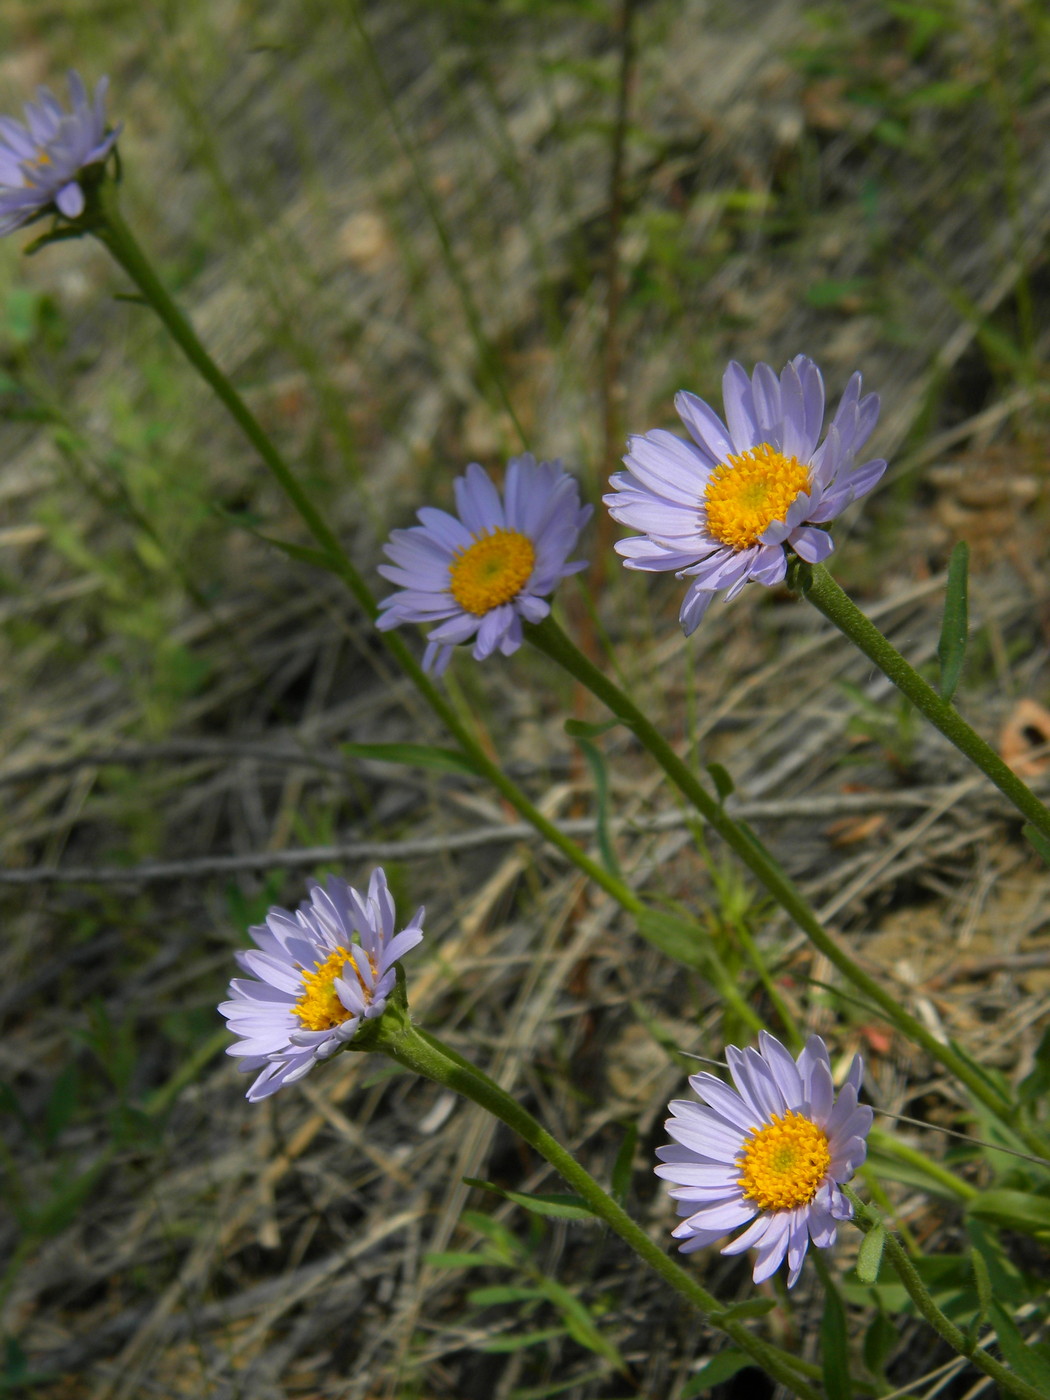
<box><xmin>463</xmin><ymin>1177</ymin><xmax>598</xmax><ymax>1222</ymax></box>
<box><xmin>610</xmin><ymin>1123</ymin><xmax>638</xmax><ymax>1205</ymax></box>
<box><xmin>820</xmin><ymin>1270</ymin><xmax>854</xmax><ymax>1400</ymax></box>
<box><xmin>340</xmin><ymin>740</ymin><xmax>484</xmax><ymax>777</ymax></box>
<box><xmin>682</xmin><ymin>1350</ymin><xmax>752</xmax><ymax>1395</ymax></box>
<box><xmin>988</xmin><ymin>1301</ymin><xmax>1050</xmax><ymax>1393</ymax></box>
<box><xmin>856</xmin><ymin>1223</ymin><xmax>885</xmax><ymax>1283</ymax></box>
<box><xmin>967</xmin><ymin>1188</ymin><xmax>1050</xmax><ymax>1236</ymax></box>
<box><xmin>707</xmin><ymin>762</ymin><xmax>735</xmax><ymax>803</ymax></box>
<box><xmin>565</xmin><ymin>728</ymin><xmax>622</xmax><ymax>879</ymax></box>
<box><xmin>936</xmin><ymin>541</ymin><xmax>969</xmax><ymax>703</ymax></box>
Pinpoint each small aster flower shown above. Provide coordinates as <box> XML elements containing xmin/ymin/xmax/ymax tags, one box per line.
<box><xmin>655</xmin><ymin>1031</ymin><xmax>872</xmax><ymax>1288</ymax></box>
<box><xmin>220</xmin><ymin>868</ymin><xmax>424</xmax><ymax>1102</ymax></box>
<box><xmin>0</xmin><ymin>72</ymin><xmax>120</xmax><ymax>237</ymax></box>
<box><xmin>605</xmin><ymin>355</ymin><xmax>886</xmax><ymax>634</ymax></box>
<box><xmin>376</xmin><ymin>454</ymin><xmax>593</xmax><ymax>674</ymax></box>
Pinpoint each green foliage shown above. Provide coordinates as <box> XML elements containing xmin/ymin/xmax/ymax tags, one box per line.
<box><xmin>424</xmin><ymin>1209</ymin><xmax>626</xmax><ymax>1379</ymax></box>
<box><xmin>839</xmin><ymin>680</ymin><xmax>918</xmax><ymax>775</ymax></box>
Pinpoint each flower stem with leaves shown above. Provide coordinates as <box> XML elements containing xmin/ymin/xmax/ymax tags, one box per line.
<box><xmin>367</xmin><ymin>1011</ymin><xmax>823</xmax><ymax>1400</ymax></box>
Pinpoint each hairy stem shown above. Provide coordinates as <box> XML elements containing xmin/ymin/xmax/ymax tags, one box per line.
<box><xmin>382</xmin><ymin>1021</ymin><xmax>823</xmax><ymax>1399</ymax></box>
<box><xmin>845</xmin><ymin>1187</ymin><xmax>1047</xmax><ymax>1400</ymax></box>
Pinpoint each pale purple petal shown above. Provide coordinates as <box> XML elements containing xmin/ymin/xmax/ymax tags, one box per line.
<box><xmin>656</xmin><ymin>1032</ymin><xmax>871</xmax><ymax>1288</ymax></box>
<box><xmin>378</xmin><ymin>457</ymin><xmax>589</xmax><ymax>673</ymax></box>
<box><xmin>220</xmin><ymin>870</ymin><xmax>425</xmax><ymax>1100</ymax></box>
<box><xmin>610</xmin><ymin>356</ymin><xmax>883</xmax><ymax>633</ymax></box>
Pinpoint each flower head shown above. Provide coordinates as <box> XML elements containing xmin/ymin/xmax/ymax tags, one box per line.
<box><xmin>0</xmin><ymin>72</ymin><xmax>120</xmax><ymax>237</ymax></box>
<box><xmin>220</xmin><ymin>868</ymin><xmax>424</xmax><ymax>1101</ymax></box>
<box><xmin>655</xmin><ymin>1031</ymin><xmax>872</xmax><ymax>1287</ymax></box>
<box><xmin>605</xmin><ymin>356</ymin><xmax>885</xmax><ymax>634</ymax></box>
<box><xmin>376</xmin><ymin>454</ymin><xmax>592</xmax><ymax>674</ymax></box>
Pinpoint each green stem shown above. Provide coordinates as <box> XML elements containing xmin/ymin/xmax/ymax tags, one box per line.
<box><xmin>798</xmin><ymin>563</ymin><xmax>1050</xmax><ymax>843</ymax></box>
<box><xmin>524</xmin><ymin>614</ymin><xmax>1030</xmax><ymax>1139</ymax></box>
<box><xmin>90</xmin><ymin>186</ymin><xmax>648</xmax><ymax>921</ymax></box>
<box><xmin>844</xmin><ymin>1187</ymin><xmax>1046</xmax><ymax>1400</ymax></box>
<box><xmin>381</xmin><ymin>1020</ymin><xmax>822</xmax><ymax>1399</ymax></box>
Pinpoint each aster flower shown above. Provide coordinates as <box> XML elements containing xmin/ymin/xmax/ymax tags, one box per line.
<box><xmin>376</xmin><ymin>454</ymin><xmax>592</xmax><ymax>674</ymax></box>
<box><xmin>655</xmin><ymin>1031</ymin><xmax>872</xmax><ymax>1288</ymax></box>
<box><xmin>0</xmin><ymin>72</ymin><xmax>120</xmax><ymax>237</ymax></box>
<box><xmin>220</xmin><ymin>868</ymin><xmax>424</xmax><ymax>1102</ymax></box>
<box><xmin>605</xmin><ymin>355</ymin><xmax>886</xmax><ymax>634</ymax></box>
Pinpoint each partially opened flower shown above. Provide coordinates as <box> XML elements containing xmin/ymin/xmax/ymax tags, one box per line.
<box><xmin>605</xmin><ymin>356</ymin><xmax>885</xmax><ymax>633</ymax></box>
<box><xmin>220</xmin><ymin>868</ymin><xmax>424</xmax><ymax>1102</ymax></box>
<box><xmin>655</xmin><ymin>1031</ymin><xmax>872</xmax><ymax>1287</ymax></box>
<box><xmin>0</xmin><ymin>72</ymin><xmax>120</xmax><ymax>236</ymax></box>
<box><xmin>376</xmin><ymin>454</ymin><xmax>592</xmax><ymax>674</ymax></box>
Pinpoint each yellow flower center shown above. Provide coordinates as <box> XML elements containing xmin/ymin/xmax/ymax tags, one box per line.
<box><xmin>737</xmin><ymin>1110</ymin><xmax>830</xmax><ymax>1212</ymax></box>
<box><xmin>703</xmin><ymin>443</ymin><xmax>811</xmax><ymax>550</ymax></box>
<box><xmin>23</xmin><ymin>149</ymin><xmax>52</xmax><ymax>186</ymax></box>
<box><xmin>293</xmin><ymin>947</ymin><xmax>370</xmax><ymax>1032</ymax></box>
<box><xmin>449</xmin><ymin>528</ymin><xmax>536</xmax><ymax>616</ymax></box>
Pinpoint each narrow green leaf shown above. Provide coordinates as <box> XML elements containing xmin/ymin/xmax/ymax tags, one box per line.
<box><xmin>610</xmin><ymin>1123</ymin><xmax>638</xmax><ymax>1205</ymax></box>
<box><xmin>564</xmin><ymin>718</ymin><xmax>621</xmax><ymax>739</ymax></box>
<box><xmin>569</xmin><ymin>733</ymin><xmax>621</xmax><ymax>879</ymax></box>
<box><xmin>820</xmin><ymin>1271</ymin><xmax>853</xmax><ymax>1400</ymax></box>
<box><xmin>682</xmin><ymin>1349</ymin><xmax>752</xmax><ymax>1395</ymax></box>
<box><xmin>423</xmin><ymin>1250</ymin><xmax>503</xmax><ymax>1270</ymax></box>
<box><xmin>968</xmin><ymin>1188</ymin><xmax>1050</xmax><ymax>1236</ymax></box>
<box><xmin>1022</xmin><ymin>823</ymin><xmax>1050</xmax><ymax>868</ymax></box>
<box><xmin>463</xmin><ymin>1178</ymin><xmax>597</xmax><ymax>1221</ymax></box>
<box><xmin>469</xmin><ymin>1285</ymin><xmax>544</xmax><ymax>1306</ymax></box>
<box><xmin>706</xmin><ymin>762</ymin><xmax>735</xmax><ymax>803</ymax></box>
<box><xmin>461</xmin><ymin>1209</ymin><xmax>525</xmax><ymax>1260</ymax></box>
<box><xmin>989</xmin><ymin>1301</ymin><xmax>1050</xmax><ymax>1392</ymax></box>
<box><xmin>710</xmin><ymin>1298</ymin><xmax>776</xmax><ymax>1323</ymax></box>
<box><xmin>482</xmin><ymin>1327</ymin><xmax>566</xmax><ymax>1353</ymax></box>
<box><xmin>966</xmin><ymin>1219</ymin><xmax>1027</xmax><ymax>1309</ymax></box>
<box><xmin>535</xmin><ymin>1275</ymin><xmax>625</xmax><ymax>1370</ymax></box>
<box><xmin>341</xmin><ymin>740</ymin><xmax>483</xmax><ymax>777</ymax></box>
<box><xmin>861</xmin><ymin>1308</ymin><xmax>897</xmax><ymax>1380</ymax></box>
<box><xmin>937</xmin><ymin>541</ymin><xmax>969</xmax><ymax>702</ymax></box>
<box><xmin>635</xmin><ymin>909</ymin><xmax>706</xmax><ymax>970</ymax></box>
<box><xmin>856</xmin><ymin>1223</ymin><xmax>885</xmax><ymax>1284</ymax></box>
<box><xmin>970</xmin><ymin>1244</ymin><xmax>992</xmax><ymax>1326</ymax></box>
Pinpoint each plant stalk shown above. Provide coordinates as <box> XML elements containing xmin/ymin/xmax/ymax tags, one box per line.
<box><xmin>382</xmin><ymin>1021</ymin><xmax>823</xmax><ymax>1399</ymax></box>
<box><xmin>798</xmin><ymin>562</ymin><xmax>1050</xmax><ymax>842</ymax></box>
<box><xmin>524</xmin><ymin>614</ymin><xmax>1035</xmax><ymax>1142</ymax></box>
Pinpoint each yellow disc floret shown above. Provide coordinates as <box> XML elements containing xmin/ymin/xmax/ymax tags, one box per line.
<box><xmin>737</xmin><ymin>1110</ymin><xmax>830</xmax><ymax>1212</ymax></box>
<box><xmin>293</xmin><ymin>947</ymin><xmax>359</xmax><ymax>1032</ymax></box>
<box><xmin>449</xmin><ymin>528</ymin><xmax>536</xmax><ymax>616</ymax></box>
<box><xmin>703</xmin><ymin>443</ymin><xmax>810</xmax><ymax>550</ymax></box>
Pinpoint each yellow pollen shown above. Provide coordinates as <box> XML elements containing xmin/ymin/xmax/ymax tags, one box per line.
<box><xmin>703</xmin><ymin>443</ymin><xmax>810</xmax><ymax>550</ymax></box>
<box><xmin>23</xmin><ymin>149</ymin><xmax>52</xmax><ymax>186</ymax></box>
<box><xmin>293</xmin><ymin>947</ymin><xmax>367</xmax><ymax>1032</ymax></box>
<box><xmin>449</xmin><ymin>528</ymin><xmax>536</xmax><ymax>616</ymax></box>
<box><xmin>737</xmin><ymin>1110</ymin><xmax>830</xmax><ymax>1212</ymax></box>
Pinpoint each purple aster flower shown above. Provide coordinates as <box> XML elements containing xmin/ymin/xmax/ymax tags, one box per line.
<box><xmin>655</xmin><ymin>1031</ymin><xmax>872</xmax><ymax>1288</ymax></box>
<box><xmin>220</xmin><ymin>868</ymin><xmax>425</xmax><ymax>1102</ymax></box>
<box><xmin>376</xmin><ymin>454</ymin><xmax>593</xmax><ymax>674</ymax></box>
<box><xmin>0</xmin><ymin>72</ymin><xmax>120</xmax><ymax>237</ymax></box>
<box><xmin>605</xmin><ymin>356</ymin><xmax>886</xmax><ymax>634</ymax></box>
